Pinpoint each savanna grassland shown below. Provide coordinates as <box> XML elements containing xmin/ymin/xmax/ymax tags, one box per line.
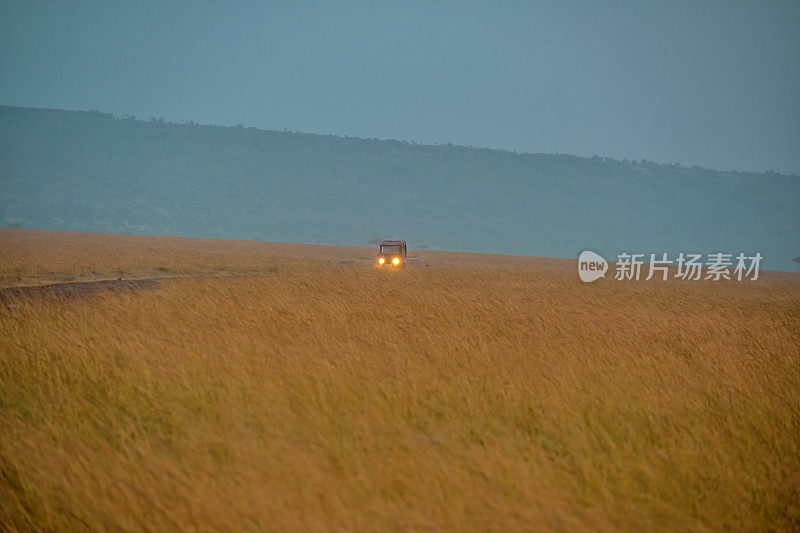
<box><xmin>1</xmin><ymin>228</ymin><xmax>799</xmax><ymax>531</ymax></box>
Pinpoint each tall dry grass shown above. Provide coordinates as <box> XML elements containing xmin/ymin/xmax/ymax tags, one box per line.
<box><xmin>0</xmin><ymin>228</ymin><xmax>571</xmax><ymax>287</ymax></box>
<box><xmin>0</xmin><ymin>228</ymin><xmax>381</xmax><ymax>286</ymax></box>
<box><xmin>1</xmin><ymin>230</ymin><xmax>799</xmax><ymax>531</ymax></box>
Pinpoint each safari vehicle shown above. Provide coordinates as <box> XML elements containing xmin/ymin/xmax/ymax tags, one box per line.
<box><xmin>376</xmin><ymin>240</ymin><xmax>407</xmax><ymax>267</ymax></box>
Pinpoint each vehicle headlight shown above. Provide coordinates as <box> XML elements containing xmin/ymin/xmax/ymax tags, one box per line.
<box><xmin>378</xmin><ymin>258</ymin><xmax>385</xmax><ymax>264</ymax></box>
<box><xmin>392</xmin><ymin>257</ymin><xmax>400</xmax><ymax>265</ymax></box>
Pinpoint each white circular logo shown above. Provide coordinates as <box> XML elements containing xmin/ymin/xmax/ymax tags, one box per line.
<box><xmin>578</xmin><ymin>251</ymin><xmax>608</xmax><ymax>282</ymax></box>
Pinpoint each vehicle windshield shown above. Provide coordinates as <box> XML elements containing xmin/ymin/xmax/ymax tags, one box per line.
<box><xmin>380</xmin><ymin>245</ymin><xmax>402</xmax><ymax>255</ymax></box>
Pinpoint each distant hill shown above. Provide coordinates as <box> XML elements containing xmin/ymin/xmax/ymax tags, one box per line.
<box><xmin>1</xmin><ymin>105</ymin><xmax>798</xmax><ymax>270</ymax></box>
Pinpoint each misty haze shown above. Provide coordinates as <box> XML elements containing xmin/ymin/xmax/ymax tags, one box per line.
<box><xmin>1</xmin><ymin>105</ymin><xmax>798</xmax><ymax>270</ymax></box>
<box><xmin>1</xmin><ymin>2</ymin><xmax>799</xmax><ymax>531</ymax></box>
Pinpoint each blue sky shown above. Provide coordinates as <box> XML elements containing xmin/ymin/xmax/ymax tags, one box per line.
<box><xmin>1</xmin><ymin>1</ymin><xmax>799</xmax><ymax>173</ymax></box>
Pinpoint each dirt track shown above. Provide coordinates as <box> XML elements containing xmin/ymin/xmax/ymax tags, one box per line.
<box><xmin>0</xmin><ymin>278</ymin><xmax>161</xmax><ymax>304</ymax></box>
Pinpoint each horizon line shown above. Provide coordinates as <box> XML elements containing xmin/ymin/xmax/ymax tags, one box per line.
<box><xmin>2</xmin><ymin>103</ymin><xmax>799</xmax><ymax>178</ymax></box>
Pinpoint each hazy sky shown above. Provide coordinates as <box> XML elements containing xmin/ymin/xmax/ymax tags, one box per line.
<box><xmin>1</xmin><ymin>1</ymin><xmax>799</xmax><ymax>174</ymax></box>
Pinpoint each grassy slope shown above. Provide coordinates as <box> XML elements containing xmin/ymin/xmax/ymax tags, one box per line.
<box><xmin>1</xmin><ymin>229</ymin><xmax>799</xmax><ymax>531</ymax></box>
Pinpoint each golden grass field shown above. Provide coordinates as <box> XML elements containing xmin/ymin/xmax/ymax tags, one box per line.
<box><xmin>1</xmin><ymin>228</ymin><xmax>799</xmax><ymax>531</ymax></box>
